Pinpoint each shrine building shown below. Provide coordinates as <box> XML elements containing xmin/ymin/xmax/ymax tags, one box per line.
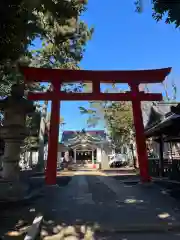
<box><xmin>58</xmin><ymin>129</ymin><xmax>114</xmax><ymax>167</ymax></box>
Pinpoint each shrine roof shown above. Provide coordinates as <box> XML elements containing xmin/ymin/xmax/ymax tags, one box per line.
<box><xmin>61</xmin><ymin>130</ymin><xmax>106</xmax><ymax>143</ymax></box>
<box><xmin>144</xmin><ymin>103</ymin><xmax>180</xmax><ymax>138</ymax></box>
<box><xmin>142</xmin><ymin>102</ymin><xmax>176</xmax><ymax>128</ymax></box>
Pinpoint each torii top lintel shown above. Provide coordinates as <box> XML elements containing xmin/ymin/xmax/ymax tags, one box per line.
<box><xmin>20</xmin><ymin>67</ymin><xmax>171</xmax><ymax>84</ymax></box>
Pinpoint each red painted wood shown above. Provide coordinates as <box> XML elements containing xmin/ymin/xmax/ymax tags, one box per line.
<box><xmin>27</xmin><ymin>92</ymin><xmax>163</xmax><ymax>101</ymax></box>
<box><xmin>45</xmin><ymin>82</ymin><xmax>60</xmax><ymax>185</ymax></box>
<box><xmin>131</xmin><ymin>84</ymin><xmax>150</xmax><ymax>182</ymax></box>
<box><xmin>132</xmin><ymin>99</ymin><xmax>151</xmax><ymax>182</ymax></box>
<box><xmin>21</xmin><ymin>66</ymin><xmax>171</xmax><ymax>84</ymax></box>
<box><xmin>93</xmin><ymin>81</ymin><xmax>100</xmax><ymax>94</ymax></box>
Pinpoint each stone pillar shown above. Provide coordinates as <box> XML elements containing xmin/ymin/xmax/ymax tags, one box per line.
<box><xmin>1</xmin><ymin>105</ymin><xmax>32</xmax><ymax>180</ymax></box>
<box><xmin>0</xmin><ymin>85</ymin><xmax>34</xmax><ymax>181</ymax></box>
<box><xmin>2</xmin><ymin>141</ymin><xmax>21</xmax><ymax>180</ymax></box>
<box><xmin>37</xmin><ymin>101</ymin><xmax>48</xmax><ymax>171</ymax></box>
<box><xmin>74</xmin><ymin>149</ymin><xmax>76</xmax><ymax>163</ymax></box>
<box><xmin>92</xmin><ymin>150</ymin><xmax>94</xmax><ymax>164</ymax></box>
<box><xmin>29</xmin><ymin>151</ymin><xmax>33</xmax><ymax>168</ymax></box>
<box><xmin>101</xmin><ymin>150</ymin><xmax>109</xmax><ymax>170</ymax></box>
<box><xmin>58</xmin><ymin>151</ymin><xmax>62</xmax><ymax>160</ymax></box>
<box><xmin>57</xmin><ymin>151</ymin><xmax>61</xmax><ymax>169</ymax></box>
<box><xmin>96</xmin><ymin>148</ymin><xmax>101</xmax><ymax>163</ymax></box>
<box><xmin>0</xmin><ymin>84</ymin><xmax>35</xmax><ymax>200</ymax></box>
<box><xmin>64</xmin><ymin>151</ymin><xmax>70</xmax><ymax>162</ymax></box>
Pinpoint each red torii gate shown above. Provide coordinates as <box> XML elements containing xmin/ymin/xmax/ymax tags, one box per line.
<box><xmin>20</xmin><ymin>66</ymin><xmax>171</xmax><ymax>185</ymax></box>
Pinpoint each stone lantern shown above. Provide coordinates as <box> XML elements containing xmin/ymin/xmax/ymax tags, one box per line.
<box><xmin>0</xmin><ymin>84</ymin><xmax>35</xmax><ymax>182</ymax></box>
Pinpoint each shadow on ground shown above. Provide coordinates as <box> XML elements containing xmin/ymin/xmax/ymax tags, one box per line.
<box><xmin>1</xmin><ymin>173</ymin><xmax>180</xmax><ymax>239</ymax></box>
<box><xmin>153</xmin><ymin>180</ymin><xmax>180</xmax><ymax>200</ymax></box>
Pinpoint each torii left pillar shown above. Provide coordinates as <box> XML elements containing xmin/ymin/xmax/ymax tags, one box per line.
<box><xmin>45</xmin><ymin>81</ymin><xmax>60</xmax><ymax>185</ymax></box>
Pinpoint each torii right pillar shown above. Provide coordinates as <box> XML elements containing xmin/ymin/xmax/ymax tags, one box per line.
<box><xmin>130</xmin><ymin>83</ymin><xmax>151</xmax><ymax>182</ymax></box>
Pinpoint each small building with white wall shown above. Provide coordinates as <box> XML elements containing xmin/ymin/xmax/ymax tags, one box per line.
<box><xmin>58</xmin><ymin>129</ymin><xmax>115</xmax><ymax>168</ymax></box>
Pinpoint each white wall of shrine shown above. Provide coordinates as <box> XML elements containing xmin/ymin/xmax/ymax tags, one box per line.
<box><xmin>57</xmin><ymin>146</ymin><xmax>109</xmax><ymax>164</ymax></box>
<box><xmin>73</xmin><ymin>147</ymin><xmax>103</xmax><ymax>163</ymax></box>
<box><xmin>96</xmin><ymin>147</ymin><xmax>102</xmax><ymax>163</ymax></box>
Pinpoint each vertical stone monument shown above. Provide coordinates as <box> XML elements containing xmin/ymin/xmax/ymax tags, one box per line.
<box><xmin>0</xmin><ymin>84</ymin><xmax>35</xmax><ymax>200</ymax></box>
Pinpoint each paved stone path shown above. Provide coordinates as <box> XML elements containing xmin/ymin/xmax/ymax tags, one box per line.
<box><xmin>2</xmin><ymin>172</ymin><xmax>180</xmax><ymax>239</ymax></box>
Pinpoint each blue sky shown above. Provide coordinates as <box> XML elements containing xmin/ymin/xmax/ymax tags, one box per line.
<box><xmin>33</xmin><ymin>0</ymin><xmax>180</xmax><ymax>136</ymax></box>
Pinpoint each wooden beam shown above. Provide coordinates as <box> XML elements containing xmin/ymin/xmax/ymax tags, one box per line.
<box><xmin>20</xmin><ymin>66</ymin><xmax>171</xmax><ymax>84</ymax></box>
<box><xmin>27</xmin><ymin>92</ymin><xmax>163</xmax><ymax>101</ymax></box>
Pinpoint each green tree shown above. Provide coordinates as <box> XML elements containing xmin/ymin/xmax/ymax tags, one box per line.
<box><xmin>0</xmin><ymin>0</ymin><xmax>93</xmax><ymax>130</ymax></box>
<box><xmin>0</xmin><ymin>0</ymin><xmax>93</xmax><ymax>166</ymax></box>
<box><xmin>135</xmin><ymin>0</ymin><xmax>180</xmax><ymax>28</ymax></box>
<box><xmin>0</xmin><ymin>0</ymin><xmax>93</xmax><ymax>96</ymax></box>
<box><xmin>142</xmin><ymin>79</ymin><xmax>177</xmax><ymax>102</ymax></box>
<box><xmin>0</xmin><ymin>0</ymin><xmax>91</xmax><ymax>63</ymax></box>
<box><xmin>79</xmin><ymin>80</ymin><xmax>178</xmax><ymax>150</ymax></box>
<box><xmin>79</xmin><ymin>85</ymin><xmax>133</xmax><ymax>149</ymax></box>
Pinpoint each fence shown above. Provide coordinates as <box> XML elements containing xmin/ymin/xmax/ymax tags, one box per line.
<box><xmin>148</xmin><ymin>158</ymin><xmax>180</xmax><ymax>181</ymax></box>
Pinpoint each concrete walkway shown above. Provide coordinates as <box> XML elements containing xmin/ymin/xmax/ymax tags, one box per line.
<box><xmin>2</xmin><ymin>173</ymin><xmax>180</xmax><ymax>239</ymax></box>
<box><xmin>40</xmin><ymin>174</ymin><xmax>180</xmax><ymax>239</ymax></box>
<box><xmin>49</xmin><ymin>174</ymin><xmax>180</xmax><ymax>228</ymax></box>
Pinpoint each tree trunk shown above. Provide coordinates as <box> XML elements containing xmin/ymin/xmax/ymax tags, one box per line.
<box><xmin>36</xmin><ymin>102</ymin><xmax>48</xmax><ymax>172</ymax></box>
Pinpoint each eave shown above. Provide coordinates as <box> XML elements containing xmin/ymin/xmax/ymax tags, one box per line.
<box><xmin>145</xmin><ymin>113</ymin><xmax>180</xmax><ymax>138</ymax></box>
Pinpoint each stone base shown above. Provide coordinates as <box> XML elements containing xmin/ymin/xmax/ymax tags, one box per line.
<box><xmin>0</xmin><ymin>180</ymin><xmax>30</xmax><ymax>202</ymax></box>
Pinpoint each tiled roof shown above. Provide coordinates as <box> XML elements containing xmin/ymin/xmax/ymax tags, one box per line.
<box><xmin>142</xmin><ymin>102</ymin><xmax>177</xmax><ymax>129</ymax></box>
<box><xmin>143</xmin><ymin>102</ymin><xmax>180</xmax><ymax>137</ymax></box>
<box><xmin>145</xmin><ymin>113</ymin><xmax>180</xmax><ymax>138</ymax></box>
